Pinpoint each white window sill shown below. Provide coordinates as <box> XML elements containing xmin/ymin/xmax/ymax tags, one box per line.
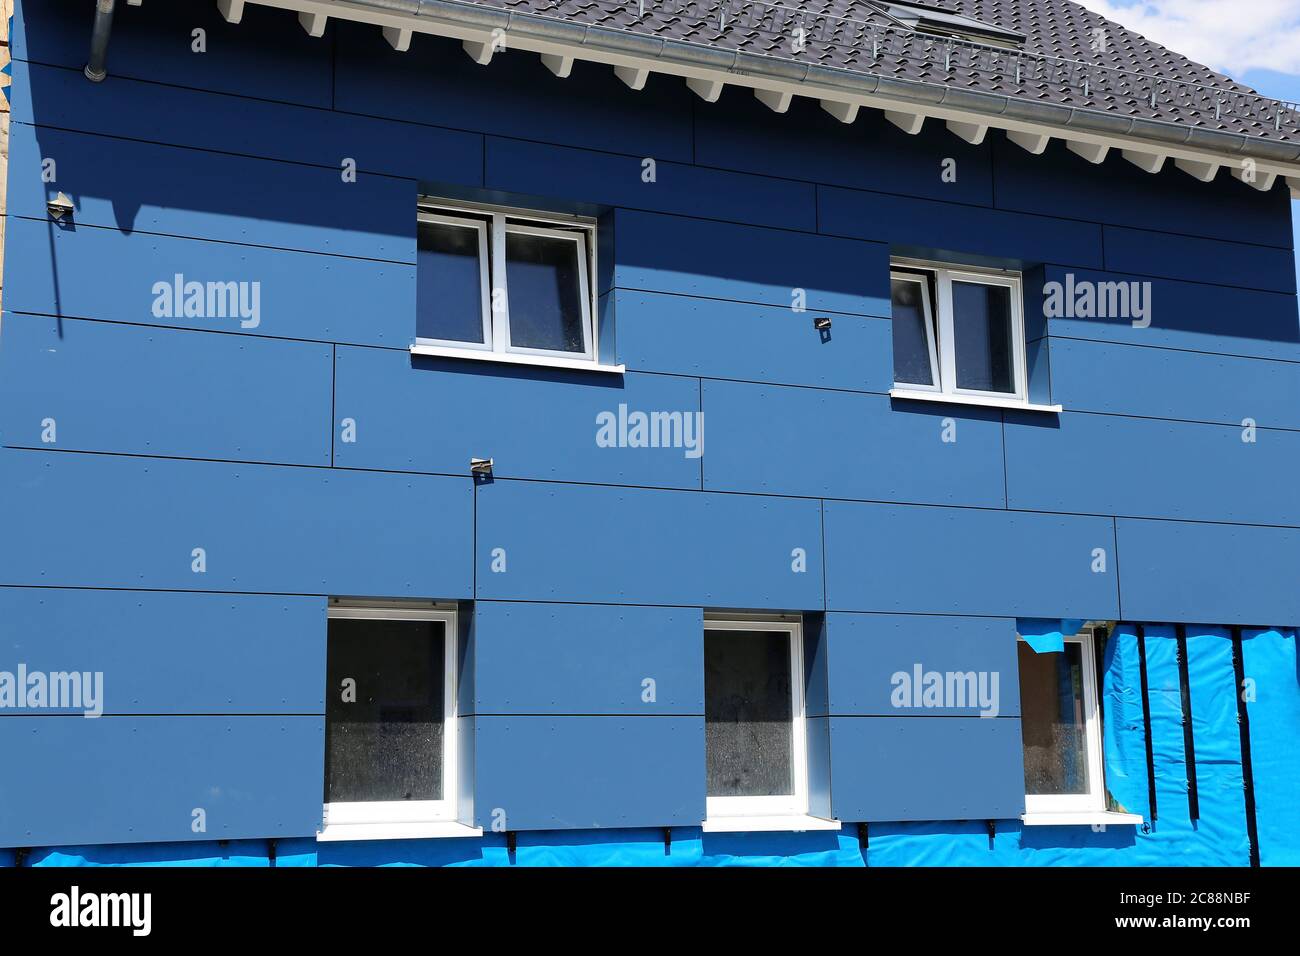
<box><xmin>410</xmin><ymin>342</ymin><xmax>625</xmax><ymax>375</ymax></box>
<box><xmin>316</xmin><ymin>821</ymin><xmax>484</xmax><ymax>843</ymax></box>
<box><xmin>889</xmin><ymin>387</ymin><xmax>1063</xmax><ymax>414</ymax></box>
<box><xmin>1020</xmin><ymin>811</ymin><xmax>1144</xmax><ymax>828</ymax></box>
<box><xmin>701</xmin><ymin>814</ymin><xmax>843</xmax><ymax>834</ymax></box>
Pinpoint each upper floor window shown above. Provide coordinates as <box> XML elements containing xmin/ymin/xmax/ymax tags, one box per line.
<box><xmin>703</xmin><ymin>618</ymin><xmax>809</xmax><ymax>824</ymax></box>
<box><xmin>417</xmin><ymin>199</ymin><xmax>597</xmax><ymax>364</ymax></box>
<box><xmin>322</xmin><ymin>605</ymin><xmax>460</xmax><ymax>839</ymax></box>
<box><xmin>890</xmin><ymin>262</ymin><xmax>1027</xmax><ymax>403</ymax></box>
<box><xmin>1017</xmin><ymin>624</ymin><xmax>1105</xmax><ymax>816</ymax></box>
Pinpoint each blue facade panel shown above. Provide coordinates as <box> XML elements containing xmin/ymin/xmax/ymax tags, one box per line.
<box><xmin>822</xmin><ymin>613</ymin><xmax>1020</xmax><ymax>717</ymax></box>
<box><xmin>0</xmin><ymin>449</ymin><xmax>474</xmax><ymax>597</ymax></box>
<box><xmin>3</xmin><ymin>216</ymin><xmax>416</xmax><ymax>347</ymax></box>
<box><xmin>334</xmin><ymin>347</ymin><xmax>701</xmax><ymax>488</ymax></box>
<box><xmin>472</xmin><ymin>602</ymin><xmax>704</xmax><ymax>715</ymax></box>
<box><xmin>1103</xmin><ymin>225</ymin><xmax>1297</xmax><ymax>294</ymax></box>
<box><xmin>829</xmin><ymin>716</ymin><xmax>1025</xmax><ymax>821</ymax></box>
<box><xmin>1115</xmin><ymin>519</ymin><xmax>1300</xmax><ymax>625</ymax></box>
<box><xmin>0</xmin><ymin>315</ymin><xmax>333</xmax><ymax>466</ymax></box>
<box><xmin>824</xmin><ymin>501</ymin><xmax>1119</xmax><ymax>618</ymax></box>
<box><xmin>702</xmin><ymin>380</ymin><xmax>1007</xmax><ymax>506</ymax></box>
<box><xmin>0</xmin><ymin>588</ymin><xmax>325</xmax><ymax>714</ymax></box>
<box><xmin>0</xmin><ymin>716</ymin><xmax>323</xmax><ymax>848</ymax></box>
<box><xmin>472</xmin><ymin>716</ymin><xmax>705</xmax><ymax>830</ymax></box>
<box><xmin>1004</xmin><ymin>410</ymin><xmax>1300</xmax><ymax>526</ymax></box>
<box><xmin>475</xmin><ymin>480</ymin><xmax>824</xmax><ymax>608</ymax></box>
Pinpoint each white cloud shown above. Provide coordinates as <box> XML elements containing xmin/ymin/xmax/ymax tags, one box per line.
<box><xmin>1082</xmin><ymin>0</ymin><xmax>1300</xmax><ymax>77</ymax></box>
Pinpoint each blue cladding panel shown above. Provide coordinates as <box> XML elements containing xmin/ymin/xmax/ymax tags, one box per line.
<box><xmin>475</xmin><ymin>480</ymin><xmax>824</xmax><ymax>608</ymax></box>
<box><xmin>14</xmin><ymin>0</ymin><xmax>333</xmax><ymax>108</ymax></box>
<box><xmin>993</xmin><ymin>136</ymin><xmax>1294</xmax><ymax>248</ymax></box>
<box><xmin>1004</xmin><ymin>411</ymin><xmax>1300</xmax><ymax>526</ymax></box>
<box><xmin>829</xmin><ymin>716</ymin><xmax>1025</xmax><ymax>821</ymax></box>
<box><xmin>817</xmin><ymin>186</ymin><xmax>1103</xmax><ymax>268</ymax></box>
<box><xmin>1047</xmin><ymin>337</ymin><xmax>1300</xmax><ymax>428</ymax></box>
<box><xmin>3</xmin><ymin>217</ymin><xmax>415</xmax><ymax>347</ymax></box>
<box><xmin>1115</xmin><ymin>519</ymin><xmax>1300</xmax><ymax>625</ymax></box>
<box><xmin>823</xmin><ymin>613</ymin><xmax>1020</xmax><ymax>717</ymax></box>
<box><xmin>0</xmin><ymin>316</ymin><xmax>333</xmax><ymax>466</ymax></box>
<box><xmin>9</xmin><ymin>61</ymin><xmax>483</xmax><ymax>184</ymax></box>
<box><xmin>10</xmin><ymin>124</ymin><xmax>414</xmax><ymax>260</ymax></box>
<box><xmin>1103</xmin><ymin>226</ymin><xmax>1297</xmax><ymax>294</ymax></box>
<box><xmin>0</xmin><ymin>716</ymin><xmax>322</xmax><ymax>847</ymax></box>
<box><xmin>1041</xmin><ymin>267</ymin><xmax>1300</xmax><ymax>362</ymax></box>
<box><xmin>695</xmin><ymin>91</ymin><xmax>992</xmax><ymax>205</ymax></box>
<box><xmin>608</xmin><ymin>210</ymin><xmax>887</xmax><ymax>315</ymax></box>
<box><xmin>613</xmin><ymin>292</ymin><xmax>892</xmax><ymax>390</ymax></box>
<box><xmin>824</xmin><ymin>502</ymin><xmax>1119</xmax><ymax>618</ymax></box>
<box><xmin>702</xmin><ymin>381</ymin><xmax>1006</xmax><ymax>507</ymax></box>
<box><xmin>336</xmin><ymin>27</ymin><xmax>693</xmax><ymax>163</ymax></box>
<box><xmin>486</xmin><ymin>138</ymin><xmax>817</xmax><ymax>232</ymax></box>
<box><xmin>0</xmin><ymin>450</ymin><xmax>473</xmax><ymax>597</ymax></box>
<box><xmin>333</xmin><ymin>347</ymin><xmax>701</xmax><ymax>489</ymax></box>
<box><xmin>0</xmin><ymin>589</ymin><xmax>324</xmax><ymax>714</ymax></box>
<box><xmin>1241</xmin><ymin>629</ymin><xmax>1300</xmax><ymax>866</ymax></box>
<box><xmin>473</xmin><ymin>716</ymin><xmax>705</xmax><ymax>829</ymax></box>
<box><xmin>472</xmin><ymin>602</ymin><xmax>704</xmax><ymax>715</ymax></box>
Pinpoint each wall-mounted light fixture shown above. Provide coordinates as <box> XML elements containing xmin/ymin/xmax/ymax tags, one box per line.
<box><xmin>470</xmin><ymin>457</ymin><xmax>494</xmax><ymax>476</ymax></box>
<box><xmin>813</xmin><ymin>316</ymin><xmax>832</xmax><ymax>331</ymax></box>
<box><xmin>47</xmin><ymin>193</ymin><xmax>75</xmax><ymax>220</ymax></box>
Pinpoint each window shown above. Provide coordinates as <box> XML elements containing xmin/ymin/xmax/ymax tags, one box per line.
<box><xmin>704</xmin><ymin>618</ymin><xmax>808</xmax><ymax>822</ymax></box>
<box><xmin>322</xmin><ymin>606</ymin><xmax>459</xmax><ymax>836</ymax></box>
<box><xmin>876</xmin><ymin>2</ymin><xmax>1027</xmax><ymax>49</ymax></box>
<box><xmin>890</xmin><ymin>263</ymin><xmax>1028</xmax><ymax>404</ymax></box>
<box><xmin>1016</xmin><ymin>625</ymin><xmax>1105</xmax><ymax>815</ymax></box>
<box><xmin>416</xmin><ymin>200</ymin><xmax>597</xmax><ymax>364</ymax></box>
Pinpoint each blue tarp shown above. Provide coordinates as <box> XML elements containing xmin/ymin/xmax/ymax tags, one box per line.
<box><xmin>1241</xmin><ymin>628</ymin><xmax>1300</xmax><ymax>866</ymax></box>
<box><xmin>26</xmin><ymin>841</ymin><xmax>272</xmax><ymax>867</ymax></box>
<box><xmin>1017</xmin><ymin>619</ymin><xmax>1085</xmax><ymax>654</ymax></box>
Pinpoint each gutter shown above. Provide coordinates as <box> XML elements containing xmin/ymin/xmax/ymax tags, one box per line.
<box><xmin>344</xmin><ymin>0</ymin><xmax>1300</xmax><ymax>167</ymax></box>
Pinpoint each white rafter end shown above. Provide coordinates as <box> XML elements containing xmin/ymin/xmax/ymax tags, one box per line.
<box><xmin>541</xmin><ymin>53</ymin><xmax>574</xmax><ymax>78</ymax></box>
<box><xmin>298</xmin><ymin>11</ymin><xmax>327</xmax><ymax>37</ymax></box>
<box><xmin>615</xmin><ymin>65</ymin><xmax>650</xmax><ymax>91</ymax></box>
<box><xmin>686</xmin><ymin>77</ymin><xmax>724</xmax><ymax>103</ymax></box>
<box><xmin>463</xmin><ymin>39</ymin><xmax>496</xmax><ymax>66</ymax></box>
<box><xmin>884</xmin><ymin>110</ymin><xmax>925</xmax><ymax>135</ymax></box>
<box><xmin>755</xmin><ymin>88</ymin><xmax>793</xmax><ymax>113</ymax></box>
<box><xmin>383</xmin><ymin>25</ymin><xmax>412</xmax><ymax>52</ymax></box>
<box><xmin>1231</xmin><ymin>165</ymin><xmax>1278</xmax><ymax>191</ymax></box>
<box><xmin>947</xmin><ymin>120</ymin><xmax>987</xmax><ymax>145</ymax></box>
<box><xmin>1175</xmin><ymin>157</ymin><xmax>1220</xmax><ymax>182</ymax></box>
<box><xmin>1289</xmin><ymin>176</ymin><xmax>1300</xmax><ymax>200</ymax></box>
<box><xmin>821</xmin><ymin>100</ymin><xmax>859</xmax><ymax>124</ymax></box>
<box><xmin>1121</xmin><ymin>149</ymin><xmax>1166</xmax><ymax>173</ymax></box>
<box><xmin>1006</xmin><ymin>130</ymin><xmax>1050</xmax><ymax>155</ymax></box>
<box><xmin>1066</xmin><ymin>140</ymin><xmax>1110</xmax><ymax>164</ymax></box>
<box><xmin>216</xmin><ymin>0</ymin><xmax>244</xmax><ymax>23</ymax></box>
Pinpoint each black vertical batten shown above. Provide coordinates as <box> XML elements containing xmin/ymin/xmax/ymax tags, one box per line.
<box><xmin>1175</xmin><ymin>624</ymin><xmax>1200</xmax><ymax>822</ymax></box>
<box><xmin>1136</xmin><ymin>624</ymin><xmax>1158</xmax><ymax>824</ymax></box>
<box><xmin>1230</xmin><ymin>627</ymin><xmax>1261</xmax><ymax>867</ymax></box>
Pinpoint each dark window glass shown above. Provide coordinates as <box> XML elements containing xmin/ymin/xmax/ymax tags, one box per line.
<box><xmin>416</xmin><ymin>221</ymin><xmax>485</xmax><ymax>344</ymax></box>
<box><xmin>705</xmin><ymin>629</ymin><xmax>794</xmax><ymax>798</ymax></box>
<box><xmin>890</xmin><ymin>277</ymin><xmax>935</xmax><ymax>386</ymax></box>
<box><xmin>1018</xmin><ymin>641</ymin><xmax>1090</xmax><ymax>795</ymax></box>
<box><xmin>504</xmin><ymin>232</ymin><xmax>586</xmax><ymax>353</ymax></box>
<box><xmin>952</xmin><ymin>281</ymin><xmax>1014</xmax><ymax>393</ymax></box>
<box><xmin>325</xmin><ymin>618</ymin><xmax>445</xmax><ymax>803</ymax></box>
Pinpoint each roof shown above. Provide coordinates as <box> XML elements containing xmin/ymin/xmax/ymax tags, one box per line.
<box><xmin>468</xmin><ymin>0</ymin><xmax>1296</xmax><ymax>142</ymax></box>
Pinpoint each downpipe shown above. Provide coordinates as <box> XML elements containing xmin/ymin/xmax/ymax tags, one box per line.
<box><xmin>84</xmin><ymin>0</ymin><xmax>117</xmax><ymax>82</ymax></box>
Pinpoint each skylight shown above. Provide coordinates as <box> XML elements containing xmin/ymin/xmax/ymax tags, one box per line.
<box><xmin>875</xmin><ymin>1</ymin><xmax>1026</xmax><ymax>49</ymax></box>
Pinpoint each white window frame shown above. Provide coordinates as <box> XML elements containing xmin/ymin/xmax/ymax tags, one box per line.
<box><xmin>703</xmin><ymin>618</ymin><xmax>809</xmax><ymax>822</ymax></box>
<box><xmin>414</xmin><ymin>199</ymin><xmax>600</xmax><ymax>367</ymax></box>
<box><xmin>321</xmin><ymin>605</ymin><xmax>460</xmax><ymax>833</ymax></box>
<box><xmin>1019</xmin><ymin>626</ymin><xmax>1107</xmax><ymax>816</ymax></box>
<box><xmin>889</xmin><ymin>270</ymin><xmax>942</xmax><ymax>392</ymax></box>
<box><xmin>890</xmin><ymin>261</ymin><xmax>1028</xmax><ymax>404</ymax></box>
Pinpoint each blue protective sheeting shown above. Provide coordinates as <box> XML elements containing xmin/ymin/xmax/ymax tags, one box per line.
<box><xmin>516</xmin><ymin>828</ymin><xmax>701</xmax><ymax>867</ymax></box>
<box><xmin>0</xmin><ymin>849</ymin><xmax>14</xmax><ymax>867</ymax></box>
<box><xmin>1017</xmin><ymin>618</ymin><xmax>1084</xmax><ymax>654</ymax></box>
<box><xmin>698</xmin><ymin>830</ymin><xmax>864</xmax><ymax>867</ymax></box>
<box><xmin>26</xmin><ymin>842</ymin><xmax>272</xmax><ymax>867</ymax></box>
<box><xmin>276</xmin><ymin>835</ymin><xmax>509</xmax><ymax>868</ymax></box>
<box><xmin>1241</xmin><ymin>629</ymin><xmax>1300</xmax><ymax>866</ymax></box>
<box><xmin>1102</xmin><ymin>625</ymin><xmax>1151</xmax><ymax>818</ymax></box>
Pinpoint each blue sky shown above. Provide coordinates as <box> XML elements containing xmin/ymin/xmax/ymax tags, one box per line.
<box><xmin>1082</xmin><ymin>1</ymin><xmax>1300</xmax><ymax>283</ymax></box>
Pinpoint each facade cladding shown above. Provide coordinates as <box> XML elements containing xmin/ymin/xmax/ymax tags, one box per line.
<box><xmin>0</xmin><ymin>0</ymin><xmax>1298</xmax><ymax>867</ymax></box>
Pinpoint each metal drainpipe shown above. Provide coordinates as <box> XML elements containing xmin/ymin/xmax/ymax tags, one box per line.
<box><xmin>84</xmin><ymin>0</ymin><xmax>117</xmax><ymax>83</ymax></box>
